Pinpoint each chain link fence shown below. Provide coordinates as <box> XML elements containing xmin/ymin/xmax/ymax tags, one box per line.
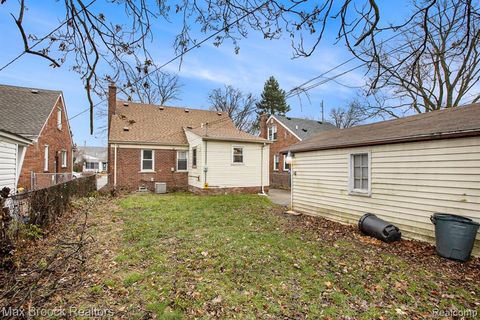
<box><xmin>1</xmin><ymin>175</ymin><xmax>97</xmax><ymax>268</ymax></box>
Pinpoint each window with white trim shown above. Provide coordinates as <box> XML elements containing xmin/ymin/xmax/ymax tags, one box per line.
<box><xmin>57</xmin><ymin>108</ymin><xmax>62</xmax><ymax>130</ymax></box>
<box><xmin>283</xmin><ymin>154</ymin><xmax>290</xmax><ymax>171</ymax></box>
<box><xmin>141</xmin><ymin>149</ymin><xmax>154</xmax><ymax>171</ymax></box>
<box><xmin>192</xmin><ymin>147</ymin><xmax>197</xmax><ymax>168</ymax></box>
<box><xmin>350</xmin><ymin>153</ymin><xmax>370</xmax><ymax>194</ymax></box>
<box><xmin>177</xmin><ymin>151</ymin><xmax>188</xmax><ymax>171</ymax></box>
<box><xmin>44</xmin><ymin>145</ymin><xmax>49</xmax><ymax>171</ymax></box>
<box><xmin>273</xmin><ymin>154</ymin><xmax>279</xmax><ymax>171</ymax></box>
<box><xmin>86</xmin><ymin>162</ymin><xmax>99</xmax><ymax>170</ymax></box>
<box><xmin>232</xmin><ymin>146</ymin><xmax>244</xmax><ymax>164</ymax></box>
<box><xmin>61</xmin><ymin>150</ymin><xmax>67</xmax><ymax>168</ymax></box>
<box><xmin>267</xmin><ymin>125</ymin><xmax>277</xmax><ymax>141</ymax></box>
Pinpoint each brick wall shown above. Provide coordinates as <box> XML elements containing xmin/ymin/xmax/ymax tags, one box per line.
<box><xmin>109</xmin><ymin>147</ymin><xmax>188</xmax><ymax>192</ymax></box>
<box><xmin>261</xmin><ymin>116</ymin><xmax>300</xmax><ymax>189</ymax></box>
<box><xmin>18</xmin><ymin>97</ymin><xmax>73</xmax><ymax>190</ymax></box>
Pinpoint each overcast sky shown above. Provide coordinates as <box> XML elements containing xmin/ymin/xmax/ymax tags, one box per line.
<box><xmin>0</xmin><ymin>1</ymin><xmax>410</xmax><ymax>146</ymax></box>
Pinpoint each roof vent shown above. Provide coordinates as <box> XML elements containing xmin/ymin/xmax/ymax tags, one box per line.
<box><xmin>217</xmin><ymin>112</ymin><xmax>222</xmax><ymax>116</ymax></box>
<box><xmin>295</xmin><ymin>125</ymin><xmax>299</xmax><ymax>130</ymax></box>
<box><xmin>286</xmin><ymin>117</ymin><xmax>291</xmax><ymax>120</ymax></box>
<box><xmin>123</xmin><ymin>102</ymin><xmax>129</xmax><ymax>107</ymax></box>
<box><xmin>302</xmin><ymin>128</ymin><xmax>307</xmax><ymax>132</ymax></box>
<box><xmin>123</xmin><ymin>127</ymin><xmax>130</xmax><ymax>132</ymax></box>
<box><xmin>317</xmin><ymin>121</ymin><xmax>323</xmax><ymax>124</ymax></box>
<box><xmin>159</xmin><ymin>106</ymin><xmax>165</xmax><ymax>110</ymax></box>
<box><xmin>31</xmin><ymin>89</ymin><xmax>39</xmax><ymax>94</ymax></box>
<box><xmin>186</xmin><ymin>125</ymin><xmax>193</xmax><ymax>129</ymax></box>
<box><xmin>184</xmin><ymin>109</ymin><xmax>190</xmax><ymax>113</ymax></box>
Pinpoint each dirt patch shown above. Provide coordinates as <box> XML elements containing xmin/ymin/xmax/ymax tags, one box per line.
<box><xmin>0</xmin><ymin>195</ymin><xmax>123</xmax><ymax>319</ymax></box>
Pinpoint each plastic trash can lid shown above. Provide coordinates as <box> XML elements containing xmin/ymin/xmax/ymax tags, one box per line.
<box><xmin>432</xmin><ymin>213</ymin><xmax>480</xmax><ymax>226</ymax></box>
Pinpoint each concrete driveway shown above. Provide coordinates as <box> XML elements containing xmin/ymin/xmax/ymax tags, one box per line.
<box><xmin>268</xmin><ymin>188</ymin><xmax>291</xmax><ymax>206</ymax></box>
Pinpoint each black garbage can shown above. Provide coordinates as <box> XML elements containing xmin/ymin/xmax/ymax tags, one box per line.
<box><xmin>430</xmin><ymin>213</ymin><xmax>480</xmax><ymax>262</ymax></box>
<box><xmin>358</xmin><ymin>213</ymin><xmax>401</xmax><ymax>243</ymax></box>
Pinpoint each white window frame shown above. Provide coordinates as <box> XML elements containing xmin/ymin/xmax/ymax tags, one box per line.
<box><xmin>44</xmin><ymin>145</ymin><xmax>49</xmax><ymax>172</ymax></box>
<box><xmin>86</xmin><ymin>162</ymin><xmax>99</xmax><ymax>170</ymax></box>
<box><xmin>61</xmin><ymin>150</ymin><xmax>67</xmax><ymax>168</ymax></box>
<box><xmin>232</xmin><ymin>146</ymin><xmax>244</xmax><ymax>165</ymax></box>
<box><xmin>57</xmin><ymin>108</ymin><xmax>62</xmax><ymax>130</ymax></box>
<box><xmin>192</xmin><ymin>147</ymin><xmax>197</xmax><ymax>168</ymax></box>
<box><xmin>267</xmin><ymin>125</ymin><xmax>277</xmax><ymax>141</ymax></box>
<box><xmin>273</xmin><ymin>154</ymin><xmax>279</xmax><ymax>171</ymax></box>
<box><xmin>176</xmin><ymin>150</ymin><xmax>188</xmax><ymax>172</ymax></box>
<box><xmin>283</xmin><ymin>154</ymin><xmax>290</xmax><ymax>171</ymax></box>
<box><xmin>140</xmin><ymin>149</ymin><xmax>155</xmax><ymax>172</ymax></box>
<box><xmin>348</xmin><ymin>152</ymin><xmax>372</xmax><ymax>196</ymax></box>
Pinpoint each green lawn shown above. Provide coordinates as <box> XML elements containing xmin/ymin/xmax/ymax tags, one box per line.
<box><xmin>69</xmin><ymin>193</ymin><xmax>478</xmax><ymax>319</ymax></box>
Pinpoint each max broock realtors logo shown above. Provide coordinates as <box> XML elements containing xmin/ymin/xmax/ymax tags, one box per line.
<box><xmin>1</xmin><ymin>306</ymin><xmax>114</xmax><ymax>318</ymax></box>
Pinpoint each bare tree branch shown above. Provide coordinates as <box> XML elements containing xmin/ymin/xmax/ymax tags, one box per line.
<box><xmin>208</xmin><ymin>85</ymin><xmax>257</xmax><ymax>133</ymax></box>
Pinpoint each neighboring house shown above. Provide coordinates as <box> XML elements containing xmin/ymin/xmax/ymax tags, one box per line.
<box><xmin>284</xmin><ymin>104</ymin><xmax>480</xmax><ymax>255</ymax></box>
<box><xmin>260</xmin><ymin>114</ymin><xmax>337</xmax><ymax>189</ymax></box>
<box><xmin>75</xmin><ymin>146</ymin><xmax>108</xmax><ymax>173</ymax></box>
<box><xmin>107</xmin><ymin>85</ymin><xmax>270</xmax><ymax>193</ymax></box>
<box><xmin>0</xmin><ymin>84</ymin><xmax>74</xmax><ymax>190</ymax></box>
<box><xmin>0</xmin><ymin>129</ymin><xmax>32</xmax><ymax>192</ymax></box>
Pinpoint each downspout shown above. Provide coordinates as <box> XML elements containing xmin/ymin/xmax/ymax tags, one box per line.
<box><xmin>114</xmin><ymin>144</ymin><xmax>118</xmax><ymax>189</ymax></box>
<box><xmin>203</xmin><ymin>123</ymin><xmax>208</xmax><ymax>187</ymax></box>
<box><xmin>258</xmin><ymin>142</ymin><xmax>267</xmax><ymax>196</ymax></box>
<box><xmin>203</xmin><ymin>140</ymin><xmax>208</xmax><ymax>187</ymax></box>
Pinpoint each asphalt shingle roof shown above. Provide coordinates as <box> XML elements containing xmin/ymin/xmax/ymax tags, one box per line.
<box><xmin>286</xmin><ymin>104</ymin><xmax>480</xmax><ymax>153</ymax></box>
<box><xmin>109</xmin><ymin>101</ymin><xmax>267</xmax><ymax>144</ymax></box>
<box><xmin>273</xmin><ymin>115</ymin><xmax>337</xmax><ymax>140</ymax></box>
<box><xmin>0</xmin><ymin>84</ymin><xmax>61</xmax><ymax>138</ymax></box>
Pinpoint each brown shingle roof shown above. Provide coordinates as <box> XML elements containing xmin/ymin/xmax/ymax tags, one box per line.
<box><xmin>286</xmin><ymin>104</ymin><xmax>480</xmax><ymax>153</ymax></box>
<box><xmin>187</xmin><ymin>119</ymin><xmax>268</xmax><ymax>143</ymax></box>
<box><xmin>109</xmin><ymin>101</ymin><xmax>267</xmax><ymax>144</ymax></box>
<box><xmin>0</xmin><ymin>84</ymin><xmax>61</xmax><ymax>138</ymax></box>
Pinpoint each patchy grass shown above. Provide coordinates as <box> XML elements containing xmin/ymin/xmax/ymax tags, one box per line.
<box><xmin>59</xmin><ymin>193</ymin><xmax>479</xmax><ymax>319</ymax></box>
<box><xmin>10</xmin><ymin>193</ymin><xmax>479</xmax><ymax>319</ymax></box>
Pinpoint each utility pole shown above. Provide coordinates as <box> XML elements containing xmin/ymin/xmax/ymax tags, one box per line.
<box><xmin>321</xmin><ymin>100</ymin><xmax>324</xmax><ymax>122</ymax></box>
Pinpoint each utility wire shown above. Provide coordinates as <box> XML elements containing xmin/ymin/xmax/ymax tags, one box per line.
<box><xmin>0</xmin><ymin>0</ymin><xmax>97</xmax><ymax>72</ymax></box>
<box><xmin>68</xmin><ymin>0</ymin><xmax>279</xmax><ymax>122</ymax></box>
<box><xmin>285</xmin><ymin>3</ymin><xmax>459</xmax><ymax>99</ymax></box>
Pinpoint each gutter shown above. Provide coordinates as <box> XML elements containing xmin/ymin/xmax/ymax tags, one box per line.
<box><xmin>282</xmin><ymin>129</ymin><xmax>480</xmax><ymax>154</ymax></box>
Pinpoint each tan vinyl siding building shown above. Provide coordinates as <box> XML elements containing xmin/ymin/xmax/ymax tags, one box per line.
<box><xmin>286</xmin><ymin>104</ymin><xmax>480</xmax><ymax>256</ymax></box>
<box><xmin>185</xmin><ymin>131</ymin><xmax>269</xmax><ymax>191</ymax></box>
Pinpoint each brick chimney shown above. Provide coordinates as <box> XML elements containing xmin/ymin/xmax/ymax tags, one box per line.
<box><xmin>108</xmin><ymin>83</ymin><xmax>117</xmax><ymax>132</ymax></box>
<box><xmin>260</xmin><ymin>114</ymin><xmax>268</xmax><ymax>139</ymax></box>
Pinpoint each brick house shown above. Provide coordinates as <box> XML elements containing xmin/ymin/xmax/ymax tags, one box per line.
<box><xmin>107</xmin><ymin>85</ymin><xmax>270</xmax><ymax>194</ymax></box>
<box><xmin>0</xmin><ymin>84</ymin><xmax>74</xmax><ymax>190</ymax></box>
<box><xmin>260</xmin><ymin>114</ymin><xmax>337</xmax><ymax>189</ymax></box>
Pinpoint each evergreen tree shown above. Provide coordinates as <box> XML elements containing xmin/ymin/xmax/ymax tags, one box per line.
<box><xmin>256</xmin><ymin>76</ymin><xmax>290</xmax><ymax>116</ymax></box>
